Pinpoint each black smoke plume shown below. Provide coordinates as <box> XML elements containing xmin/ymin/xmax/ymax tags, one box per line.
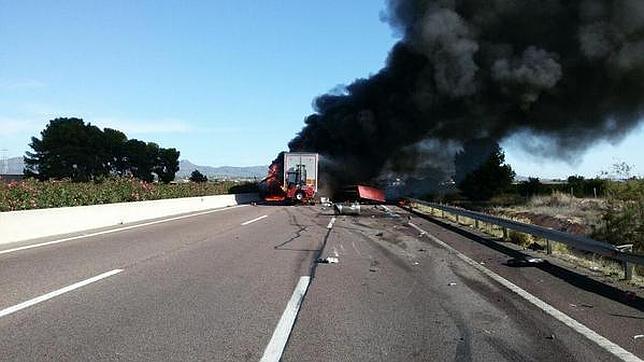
<box><xmin>287</xmin><ymin>0</ymin><xmax>644</xmax><ymax>193</ymax></box>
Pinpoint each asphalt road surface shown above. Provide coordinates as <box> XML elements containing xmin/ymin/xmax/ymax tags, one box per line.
<box><xmin>0</xmin><ymin>204</ymin><xmax>642</xmax><ymax>361</ymax></box>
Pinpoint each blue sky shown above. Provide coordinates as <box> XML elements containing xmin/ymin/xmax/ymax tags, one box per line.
<box><xmin>1</xmin><ymin>1</ymin><xmax>642</xmax><ymax>178</ymax></box>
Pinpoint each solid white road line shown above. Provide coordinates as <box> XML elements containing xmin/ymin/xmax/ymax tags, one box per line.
<box><xmin>240</xmin><ymin>214</ymin><xmax>268</xmax><ymax>226</ymax></box>
<box><xmin>408</xmin><ymin>222</ymin><xmax>642</xmax><ymax>362</ymax></box>
<box><xmin>0</xmin><ymin>205</ymin><xmax>248</xmax><ymax>256</ymax></box>
<box><xmin>260</xmin><ymin>276</ymin><xmax>311</xmax><ymax>362</ymax></box>
<box><xmin>0</xmin><ymin>269</ymin><xmax>123</xmax><ymax>318</ymax></box>
<box><xmin>327</xmin><ymin>217</ymin><xmax>336</xmax><ymax>229</ymax></box>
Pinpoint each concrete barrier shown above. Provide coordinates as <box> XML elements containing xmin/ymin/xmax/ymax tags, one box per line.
<box><xmin>0</xmin><ymin>193</ymin><xmax>260</xmax><ymax>246</ymax></box>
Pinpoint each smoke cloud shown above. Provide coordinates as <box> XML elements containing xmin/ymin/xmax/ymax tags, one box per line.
<box><xmin>287</xmin><ymin>0</ymin><xmax>644</xmax><ymax>192</ymax></box>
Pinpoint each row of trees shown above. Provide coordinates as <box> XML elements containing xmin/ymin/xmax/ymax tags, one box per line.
<box><xmin>451</xmin><ymin>139</ymin><xmax>633</xmax><ymax>201</ymax></box>
<box><xmin>24</xmin><ymin>118</ymin><xmax>180</xmax><ymax>183</ymax></box>
<box><xmin>516</xmin><ymin>176</ymin><xmax>607</xmax><ymax>198</ymax></box>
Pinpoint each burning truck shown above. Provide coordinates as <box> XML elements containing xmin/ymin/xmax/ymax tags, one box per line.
<box><xmin>259</xmin><ymin>151</ymin><xmax>386</xmax><ymax>205</ymax></box>
<box><xmin>259</xmin><ymin>152</ymin><xmax>319</xmax><ymax>203</ymax></box>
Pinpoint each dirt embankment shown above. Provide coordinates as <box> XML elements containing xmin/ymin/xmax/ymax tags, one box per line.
<box><xmin>494</xmin><ymin>210</ymin><xmax>589</xmax><ymax>236</ymax></box>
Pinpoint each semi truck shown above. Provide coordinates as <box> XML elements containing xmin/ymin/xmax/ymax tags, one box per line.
<box><xmin>259</xmin><ymin>152</ymin><xmax>319</xmax><ymax>203</ymax></box>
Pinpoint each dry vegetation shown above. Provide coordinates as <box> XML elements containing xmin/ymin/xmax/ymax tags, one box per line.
<box><xmin>492</xmin><ymin>192</ymin><xmax>606</xmax><ymax>236</ymax></box>
<box><xmin>415</xmin><ymin>179</ymin><xmax>644</xmax><ymax>285</ymax></box>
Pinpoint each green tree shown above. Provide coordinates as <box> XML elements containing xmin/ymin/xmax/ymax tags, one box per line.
<box><xmin>124</xmin><ymin>140</ymin><xmax>155</xmax><ymax>182</ymax></box>
<box><xmin>454</xmin><ymin>138</ymin><xmax>498</xmax><ymax>185</ymax></box>
<box><xmin>455</xmin><ymin>139</ymin><xmax>515</xmax><ymax>201</ymax></box>
<box><xmin>24</xmin><ymin>118</ymin><xmax>109</xmax><ymax>181</ymax></box>
<box><xmin>102</xmin><ymin>128</ymin><xmax>128</xmax><ymax>175</ymax></box>
<box><xmin>518</xmin><ymin>177</ymin><xmax>542</xmax><ymax>197</ymax></box>
<box><xmin>25</xmin><ymin>118</ymin><xmax>181</xmax><ymax>183</ymax></box>
<box><xmin>566</xmin><ymin>175</ymin><xmax>605</xmax><ymax>197</ymax></box>
<box><xmin>189</xmin><ymin>170</ymin><xmax>208</xmax><ymax>183</ymax></box>
<box><xmin>155</xmin><ymin>148</ymin><xmax>180</xmax><ymax>183</ymax></box>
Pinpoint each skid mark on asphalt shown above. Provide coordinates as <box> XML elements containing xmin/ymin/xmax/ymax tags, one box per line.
<box><xmin>273</xmin><ymin>210</ymin><xmax>311</xmax><ymax>250</ymax></box>
<box><xmin>351</xmin><ymin>240</ymin><xmax>363</xmax><ymax>257</ymax></box>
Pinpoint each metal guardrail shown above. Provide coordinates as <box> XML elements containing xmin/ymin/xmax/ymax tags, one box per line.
<box><xmin>403</xmin><ymin>198</ymin><xmax>643</xmax><ymax>280</ymax></box>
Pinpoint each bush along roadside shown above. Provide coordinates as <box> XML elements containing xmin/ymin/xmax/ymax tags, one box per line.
<box><xmin>592</xmin><ymin>179</ymin><xmax>643</xmax><ymax>255</ymax></box>
<box><xmin>0</xmin><ymin>177</ymin><xmax>258</xmax><ymax>212</ymax></box>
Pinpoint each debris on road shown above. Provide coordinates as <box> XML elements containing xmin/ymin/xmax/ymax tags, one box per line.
<box><xmin>448</xmin><ymin>282</ymin><xmax>457</xmax><ymax>286</ymax></box>
<box><xmin>506</xmin><ymin>257</ymin><xmax>544</xmax><ymax>267</ymax></box>
<box><xmin>634</xmin><ymin>335</ymin><xmax>644</xmax><ymax>340</ymax></box>
<box><xmin>316</xmin><ymin>257</ymin><xmax>339</xmax><ymax>264</ymax></box>
<box><xmin>379</xmin><ymin>204</ymin><xmax>401</xmax><ymax>218</ymax></box>
<box><xmin>369</xmin><ymin>260</ymin><xmax>379</xmax><ymax>272</ymax></box>
<box><xmin>569</xmin><ymin>303</ymin><xmax>593</xmax><ymax>309</ymax></box>
<box><xmin>546</xmin><ymin>334</ymin><xmax>556</xmax><ymax>340</ymax></box>
<box><xmin>356</xmin><ymin>185</ymin><xmax>385</xmax><ymax>203</ymax></box>
<box><xmin>375</xmin><ymin>232</ymin><xmax>384</xmax><ymax>237</ymax></box>
<box><xmin>334</xmin><ymin>202</ymin><xmax>361</xmax><ymax>215</ymax></box>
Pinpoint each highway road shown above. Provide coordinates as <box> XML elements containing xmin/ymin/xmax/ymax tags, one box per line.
<box><xmin>0</xmin><ymin>203</ymin><xmax>642</xmax><ymax>361</ymax></box>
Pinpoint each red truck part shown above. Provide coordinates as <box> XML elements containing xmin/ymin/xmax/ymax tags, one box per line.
<box><xmin>357</xmin><ymin>185</ymin><xmax>386</xmax><ymax>203</ymax></box>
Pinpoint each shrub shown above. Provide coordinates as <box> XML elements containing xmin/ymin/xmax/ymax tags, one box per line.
<box><xmin>509</xmin><ymin>230</ymin><xmax>533</xmax><ymax>248</ymax></box>
<box><xmin>189</xmin><ymin>170</ymin><xmax>208</xmax><ymax>183</ymax></box>
<box><xmin>517</xmin><ymin>177</ymin><xmax>542</xmax><ymax>197</ymax></box>
<box><xmin>592</xmin><ymin>179</ymin><xmax>643</xmax><ymax>253</ymax></box>
<box><xmin>0</xmin><ymin>177</ymin><xmax>258</xmax><ymax>212</ymax></box>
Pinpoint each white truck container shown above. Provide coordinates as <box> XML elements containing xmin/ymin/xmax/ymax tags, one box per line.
<box><xmin>283</xmin><ymin>152</ymin><xmax>319</xmax><ymax>200</ymax></box>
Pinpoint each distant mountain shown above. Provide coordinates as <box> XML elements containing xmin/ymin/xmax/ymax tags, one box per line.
<box><xmin>177</xmin><ymin>160</ymin><xmax>267</xmax><ymax>179</ymax></box>
<box><xmin>1</xmin><ymin>157</ymin><xmax>267</xmax><ymax>179</ymax></box>
<box><xmin>2</xmin><ymin>157</ymin><xmax>24</xmax><ymax>174</ymax></box>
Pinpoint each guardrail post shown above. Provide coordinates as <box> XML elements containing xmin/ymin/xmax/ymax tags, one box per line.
<box><xmin>441</xmin><ymin>210</ymin><xmax>445</xmax><ymax>218</ymax></box>
<box><xmin>475</xmin><ymin>220</ymin><xmax>479</xmax><ymax>229</ymax></box>
<box><xmin>502</xmin><ymin>227</ymin><xmax>509</xmax><ymax>241</ymax></box>
<box><xmin>625</xmin><ymin>262</ymin><xmax>634</xmax><ymax>281</ymax></box>
<box><xmin>546</xmin><ymin>239</ymin><xmax>553</xmax><ymax>255</ymax></box>
<box><xmin>455</xmin><ymin>214</ymin><xmax>460</xmax><ymax>224</ymax></box>
<box><xmin>617</xmin><ymin>244</ymin><xmax>634</xmax><ymax>281</ymax></box>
